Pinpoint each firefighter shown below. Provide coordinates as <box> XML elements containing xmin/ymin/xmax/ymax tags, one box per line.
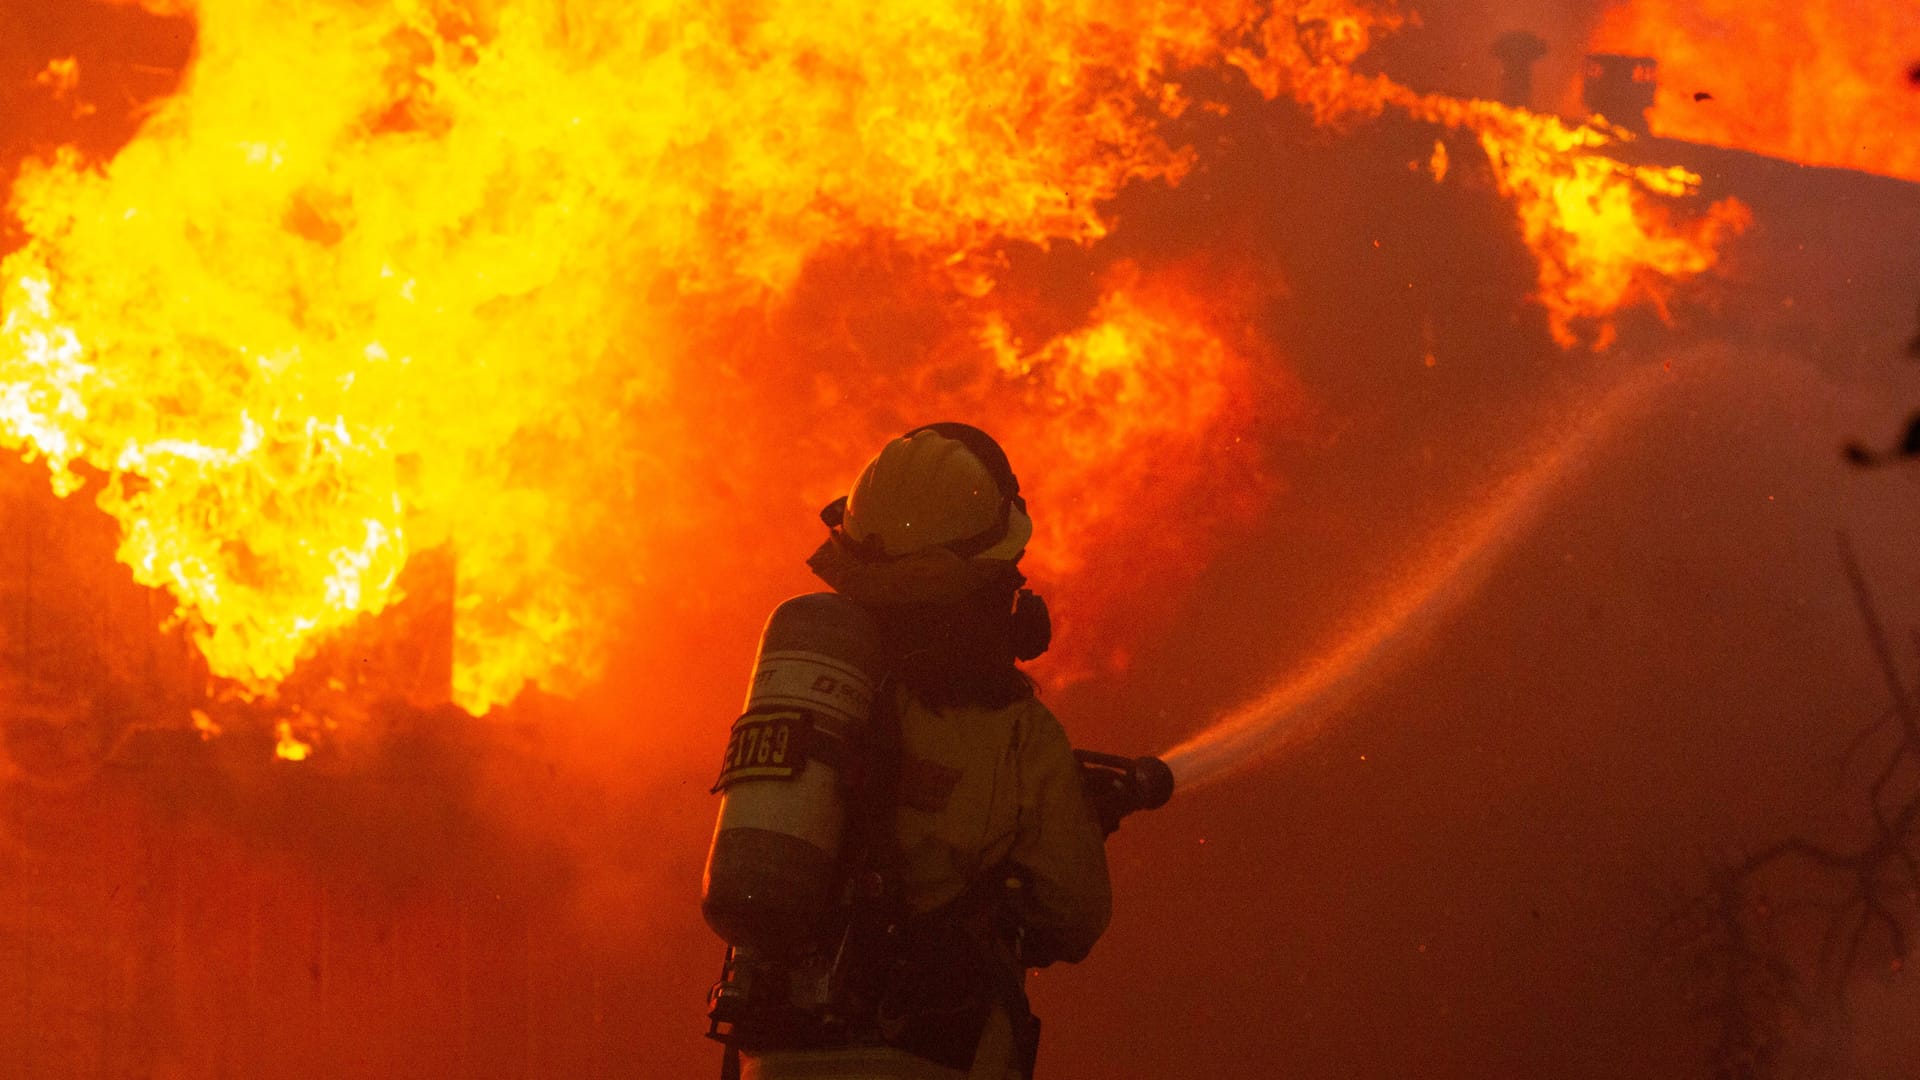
<box><xmin>735</xmin><ymin>423</ymin><xmax>1112</xmax><ymax>1080</ymax></box>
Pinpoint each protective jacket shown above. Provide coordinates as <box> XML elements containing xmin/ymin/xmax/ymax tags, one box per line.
<box><xmin>741</xmin><ymin>689</ymin><xmax>1111</xmax><ymax>1080</ymax></box>
<box><xmin>888</xmin><ymin>691</ymin><xmax>1110</xmax><ymax>961</ymax></box>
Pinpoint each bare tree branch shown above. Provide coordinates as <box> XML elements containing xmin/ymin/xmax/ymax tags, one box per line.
<box><xmin>1676</xmin><ymin>542</ymin><xmax>1920</xmax><ymax>1078</ymax></box>
<box><xmin>1837</xmin><ymin>532</ymin><xmax>1916</xmax><ymax>740</ymax></box>
<box><xmin>1837</xmin><ymin>706</ymin><xmax>1896</xmax><ymax>777</ymax></box>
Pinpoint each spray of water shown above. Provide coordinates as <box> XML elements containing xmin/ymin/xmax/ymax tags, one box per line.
<box><xmin>1159</xmin><ymin>365</ymin><xmax>1674</xmax><ymax>792</ymax></box>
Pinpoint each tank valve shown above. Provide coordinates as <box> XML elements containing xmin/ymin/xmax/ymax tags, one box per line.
<box><xmin>1074</xmin><ymin>750</ymin><xmax>1174</xmax><ymax>836</ymax></box>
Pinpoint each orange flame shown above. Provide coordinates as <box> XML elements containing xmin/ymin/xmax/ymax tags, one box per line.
<box><xmin>0</xmin><ymin>0</ymin><xmax>1747</xmax><ymax>716</ymax></box>
<box><xmin>1408</xmin><ymin>101</ymin><xmax>1751</xmax><ymax>349</ymax></box>
<box><xmin>1588</xmin><ymin>0</ymin><xmax>1920</xmax><ymax>183</ymax></box>
<box><xmin>1232</xmin><ymin>42</ymin><xmax>1752</xmax><ymax>348</ymax></box>
<box><xmin>990</xmin><ymin>265</ymin><xmax>1273</xmax><ymax>681</ymax></box>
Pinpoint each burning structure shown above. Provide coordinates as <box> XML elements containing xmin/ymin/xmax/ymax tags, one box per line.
<box><xmin>0</xmin><ymin>1</ymin><xmax>1917</xmax><ymax>1077</ymax></box>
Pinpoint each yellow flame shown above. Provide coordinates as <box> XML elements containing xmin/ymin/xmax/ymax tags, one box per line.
<box><xmin>0</xmin><ymin>0</ymin><xmax>1747</xmax><ymax>712</ymax></box>
<box><xmin>1233</xmin><ymin>48</ymin><xmax>1752</xmax><ymax>348</ymax></box>
<box><xmin>1411</xmin><ymin>100</ymin><xmax>1751</xmax><ymax>348</ymax></box>
<box><xmin>2</xmin><ymin>0</ymin><xmax>1265</xmax><ymax>711</ymax></box>
<box><xmin>273</xmin><ymin>720</ymin><xmax>311</xmax><ymax>761</ymax></box>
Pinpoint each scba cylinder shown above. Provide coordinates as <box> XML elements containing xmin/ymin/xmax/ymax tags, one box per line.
<box><xmin>702</xmin><ymin>593</ymin><xmax>881</xmax><ymax>956</ymax></box>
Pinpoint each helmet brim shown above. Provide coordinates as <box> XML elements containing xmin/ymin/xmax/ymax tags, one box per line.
<box><xmin>977</xmin><ymin>503</ymin><xmax>1032</xmax><ymax>562</ymax></box>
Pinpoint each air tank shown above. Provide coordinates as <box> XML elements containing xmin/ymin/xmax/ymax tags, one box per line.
<box><xmin>701</xmin><ymin>593</ymin><xmax>882</xmax><ymax>956</ymax></box>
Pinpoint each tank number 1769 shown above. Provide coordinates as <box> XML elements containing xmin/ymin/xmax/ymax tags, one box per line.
<box><xmin>713</xmin><ymin>711</ymin><xmax>807</xmax><ymax>789</ymax></box>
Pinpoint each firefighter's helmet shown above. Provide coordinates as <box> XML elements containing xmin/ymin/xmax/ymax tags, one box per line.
<box><xmin>836</xmin><ymin>423</ymin><xmax>1031</xmax><ymax>561</ymax></box>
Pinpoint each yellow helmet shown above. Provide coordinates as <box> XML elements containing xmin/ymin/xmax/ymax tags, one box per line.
<box><xmin>834</xmin><ymin>424</ymin><xmax>1032</xmax><ymax>561</ymax></box>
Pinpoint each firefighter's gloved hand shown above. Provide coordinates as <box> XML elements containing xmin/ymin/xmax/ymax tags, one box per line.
<box><xmin>1079</xmin><ymin>766</ymin><xmax>1132</xmax><ymax>836</ymax></box>
<box><xmin>1075</xmin><ymin>752</ymin><xmax>1173</xmax><ymax>837</ymax></box>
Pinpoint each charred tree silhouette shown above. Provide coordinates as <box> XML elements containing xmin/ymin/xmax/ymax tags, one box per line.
<box><xmin>1672</xmin><ymin>536</ymin><xmax>1920</xmax><ymax>1079</ymax></box>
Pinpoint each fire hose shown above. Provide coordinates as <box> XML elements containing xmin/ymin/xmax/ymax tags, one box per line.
<box><xmin>1073</xmin><ymin>749</ymin><xmax>1174</xmax><ymax>835</ymax></box>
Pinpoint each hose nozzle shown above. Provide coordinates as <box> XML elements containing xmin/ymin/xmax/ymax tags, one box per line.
<box><xmin>1074</xmin><ymin>750</ymin><xmax>1174</xmax><ymax>836</ymax></box>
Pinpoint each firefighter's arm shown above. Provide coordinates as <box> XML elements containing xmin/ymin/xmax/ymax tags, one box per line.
<box><xmin>1006</xmin><ymin>703</ymin><xmax>1113</xmax><ymax>965</ymax></box>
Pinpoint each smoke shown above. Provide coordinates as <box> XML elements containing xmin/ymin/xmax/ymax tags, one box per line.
<box><xmin>1366</xmin><ymin>0</ymin><xmax>1609</xmax><ymax>109</ymax></box>
<box><xmin>1160</xmin><ymin>357</ymin><xmax>1676</xmax><ymax>791</ymax></box>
